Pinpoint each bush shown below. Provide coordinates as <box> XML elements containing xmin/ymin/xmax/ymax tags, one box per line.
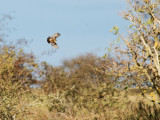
<box><xmin>125</xmin><ymin>102</ymin><xmax>160</xmax><ymax>120</ymax></box>
<box><xmin>0</xmin><ymin>45</ymin><xmax>38</xmax><ymax>119</ymax></box>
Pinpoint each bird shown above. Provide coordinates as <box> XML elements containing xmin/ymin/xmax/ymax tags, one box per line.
<box><xmin>47</xmin><ymin>33</ymin><xmax>61</xmax><ymax>48</ymax></box>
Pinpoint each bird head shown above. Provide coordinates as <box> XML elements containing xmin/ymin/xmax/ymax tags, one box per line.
<box><xmin>47</xmin><ymin>36</ymin><xmax>51</xmax><ymax>43</ymax></box>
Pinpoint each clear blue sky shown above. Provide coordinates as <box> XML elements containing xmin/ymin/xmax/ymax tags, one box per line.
<box><xmin>0</xmin><ymin>0</ymin><xmax>128</xmax><ymax>66</ymax></box>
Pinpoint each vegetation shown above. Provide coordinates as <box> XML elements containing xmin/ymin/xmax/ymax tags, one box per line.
<box><xmin>110</xmin><ymin>0</ymin><xmax>160</xmax><ymax>103</ymax></box>
<box><xmin>1</xmin><ymin>0</ymin><xmax>160</xmax><ymax>120</ymax></box>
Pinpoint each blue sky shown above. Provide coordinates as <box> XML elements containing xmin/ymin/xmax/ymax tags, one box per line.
<box><xmin>0</xmin><ymin>0</ymin><xmax>128</xmax><ymax>66</ymax></box>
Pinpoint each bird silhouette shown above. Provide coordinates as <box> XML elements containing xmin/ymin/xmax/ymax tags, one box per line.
<box><xmin>47</xmin><ymin>33</ymin><xmax>61</xmax><ymax>48</ymax></box>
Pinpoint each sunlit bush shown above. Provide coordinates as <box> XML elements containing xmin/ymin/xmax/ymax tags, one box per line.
<box><xmin>0</xmin><ymin>44</ymin><xmax>38</xmax><ymax>119</ymax></box>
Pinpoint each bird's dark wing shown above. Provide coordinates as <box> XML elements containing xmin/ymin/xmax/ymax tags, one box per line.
<box><xmin>47</xmin><ymin>37</ymin><xmax>51</xmax><ymax>43</ymax></box>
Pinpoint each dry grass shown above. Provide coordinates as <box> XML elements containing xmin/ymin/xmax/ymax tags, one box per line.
<box><xmin>13</xmin><ymin>88</ymin><xmax>159</xmax><ymax>120</ymax></box>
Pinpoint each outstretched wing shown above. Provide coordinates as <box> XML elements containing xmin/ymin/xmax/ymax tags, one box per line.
<box><xmin>51</xmin><ymin>42</ymin><xmax>59</xmax><ymax>48</ymax></box>
<box><xmin>52</xmin><ymin>33</ymin><xmax>61</xmax><ymax>39</ymax></box>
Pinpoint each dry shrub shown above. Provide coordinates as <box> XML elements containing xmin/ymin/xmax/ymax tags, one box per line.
<box><xmin>0</xmin><ymin>44</ymin><xmax>38</xmax><ymax>119</ymax></box>
<box><xmin>37</xmin><ymin>54</ymin><xmax>129</xmax><ymax>119</ymax></box>
<box><xmin>124</xmin><ymin>102</ymin><xmax>160</xmax><ymax>120</ymax></box>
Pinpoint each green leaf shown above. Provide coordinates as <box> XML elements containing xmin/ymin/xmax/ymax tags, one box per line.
<box><xmin>103</xmin><ymin>53</ymin><xmax>107</xmax><ymax>58</ymax></box>
<box><xmin>110</xmin><ymin>25</ymin><xmax>119</xmax><ymax>35</ymax></box>
<box><xmin>129</xmin><ymin>25</ymin><xmax>133</xmax><ymax>28</ymax></box>
<box><xmin>146</xmin><ymin>18</ymin><xmax>153</xmax><ymax>25</ymax></box>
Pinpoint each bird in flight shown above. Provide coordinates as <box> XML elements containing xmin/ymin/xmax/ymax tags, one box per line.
<box><xmin>47</xmin><ymin>33</ymin><xmax>61</xmax><ymax>48</ymax></box>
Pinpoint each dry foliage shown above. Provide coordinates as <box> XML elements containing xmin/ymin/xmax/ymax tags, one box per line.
<box><xmin>2</xmin><ymin>0</ymin><xmax>160</xmax><ymax>119</ymax></box>
<box><xmin>110</xmin><ymin>0</ymin><xmax>160</xmax><ymax>103</ymax></box>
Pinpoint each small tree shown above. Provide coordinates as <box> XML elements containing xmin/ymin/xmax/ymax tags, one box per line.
<box><xmin>110</xmin><ymin>0</ymin><xmax>160</xmax><ymax>101</ymax></box>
